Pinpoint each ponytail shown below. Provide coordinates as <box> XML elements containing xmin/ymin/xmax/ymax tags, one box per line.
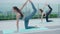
<box><xmin>13</xmin><ymin>6</ymin><xmax>23</xmax><ymax>17</ymax></box>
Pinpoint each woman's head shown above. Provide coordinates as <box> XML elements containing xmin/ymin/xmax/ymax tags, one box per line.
<box><xmin>13</xmin><ymin>6</ymin><xmax>20</xmax><ymax>12</ymax></box>
<box><xmin>13</xmin><ymin>6</ymin><xmax>23</xmax><ymax>18</ymax></box>
<box><xmin>39</xmin><ymin>9</ymin><xmax>43</xmax><ymax>13</ymax></box>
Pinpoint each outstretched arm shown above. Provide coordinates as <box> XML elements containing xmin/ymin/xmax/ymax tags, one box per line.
<box><xmin>20</xmin><ymin>0</ymin><xmax>29</xmax><ymax>10</ymax></box>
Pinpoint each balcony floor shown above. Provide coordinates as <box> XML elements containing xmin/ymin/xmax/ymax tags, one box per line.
<box><xmin>0</xmin><ymin>18</ymin><xmax>60</xmax><ymax>34</ymax></box>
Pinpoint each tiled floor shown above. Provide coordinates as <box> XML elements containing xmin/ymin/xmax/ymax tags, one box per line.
<box><xmin>0</xmin><ymin>18</ymin><xmax>60</xmax><ymax>34</ymax></box>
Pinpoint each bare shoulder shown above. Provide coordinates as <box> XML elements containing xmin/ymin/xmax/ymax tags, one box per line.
<box><xmin>16</xmin><ymin>12</ymin><xmax>21</xmax><ymax>16</ymax></box>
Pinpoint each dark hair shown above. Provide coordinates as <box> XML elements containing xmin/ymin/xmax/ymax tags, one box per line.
<box><xmin>39</xmin><ymin>9</ymin><xmax>43</xmax><ymax>13</ymax></box>
<box><xmin>39</xmin><ymin>9</ymin><xmax>45</xmax><ymax>16</ymax></box>
<box><xmin>13</xmin><ymin>6</ymin><xmax>23</xmax><ymax>17</ymax></box>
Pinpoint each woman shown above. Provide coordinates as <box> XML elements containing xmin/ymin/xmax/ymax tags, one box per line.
<box><xmin>13</xmin><ymin>0</ymin><xmax>37</xmax><ymax>31</ymax></box>
<box><xmin>13</xmin><ymin>0</ymin><xmax>29</xmax><ymax>32</ymax></box>
<box><xmin>39</xmin><ymin>4</ymin><xmax>52</xmax><ymax>22</ymax></box>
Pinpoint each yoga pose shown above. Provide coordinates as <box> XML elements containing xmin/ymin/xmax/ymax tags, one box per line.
<box><xmin>13</xmin><ymin>0</ymin><xmax>37</xmax><ymax>32</ymax></box>
<box><xmin>24</xmin><ymin>0</ymin><xmax>37</xmax><ymax>29</ymax></box>
<box><xmin>13</xmin><ymin>0</ymin><xmax>29</xmax><ymax>32</ymax></box>
<box><xmin>39</xmin><ymin>4</ymin><xmax>52</xmax><ymax>22</ymax></box>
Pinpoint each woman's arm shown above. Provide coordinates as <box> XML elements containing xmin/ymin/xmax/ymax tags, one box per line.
<box><xmin>16</xmin><ymin>13</ymin><xmax>20</xmax><ymax>32</ymax></box>
<box><xmin>20</xmin><ymin>0</ymin><xmax>29</xmax><ymax>10</ymax></box>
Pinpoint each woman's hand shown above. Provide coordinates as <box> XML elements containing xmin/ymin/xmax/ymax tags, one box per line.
<box><xmin>20</xmin><ymin>0</ymin><xmax>29</xmax><ymax>10</ymax></box>
<box><xmin>29</xmin><ymin>0</ymin><xmax>32</xmax><ymax>3</ymax></box>
<box><xmin>43</xmin><ymin>13</ymin><xmax>46</xmax><ymax>16</ymax></box>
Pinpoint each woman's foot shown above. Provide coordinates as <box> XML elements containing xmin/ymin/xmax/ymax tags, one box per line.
<box><xmin>47</xmin><ymin>20</ymin><xmax>53</xmax><ymax>22</ymax></box>
<box><xmin>14</xmin><ymin>30</ymin><xmax>19</xmax><ymax>33</ymax></box>
<box><xmin>25</xmin><ymin>26</ymin><xmax>38</xmax><ymax>29</ymax></box>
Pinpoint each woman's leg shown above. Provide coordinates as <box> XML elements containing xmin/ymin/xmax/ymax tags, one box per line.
<box><xmin>46</xmin><ymin>5</ymin><xmax>52</xmax><ymax>22</ymax></box>
<box><xmin>24</xmin><ymin>1</ymin><xmax>37</xmax><ymax>29</ymax></box>
<box><xmin>46</xmin><ymin>13</ymin><xmax>49</xmax><ymax>22</ymax></box>
<box><xmin>16</xmin><ymin>19</ymin><xmax>19</xmax><ymax>32</ymax></box>
<box><xmin>24</xmin><ymin>17</ymin><xmax>37</xmax><ymax>29</ymax></box>
<box><xmin>26</xmin><ymin>1</ymin><xmax>37</xmax><ymax>19</ymax></box>
<box><xmin>24</xmin><ymin>18</ymin><xmax>29</xmax><ymax>29</ymax></box>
